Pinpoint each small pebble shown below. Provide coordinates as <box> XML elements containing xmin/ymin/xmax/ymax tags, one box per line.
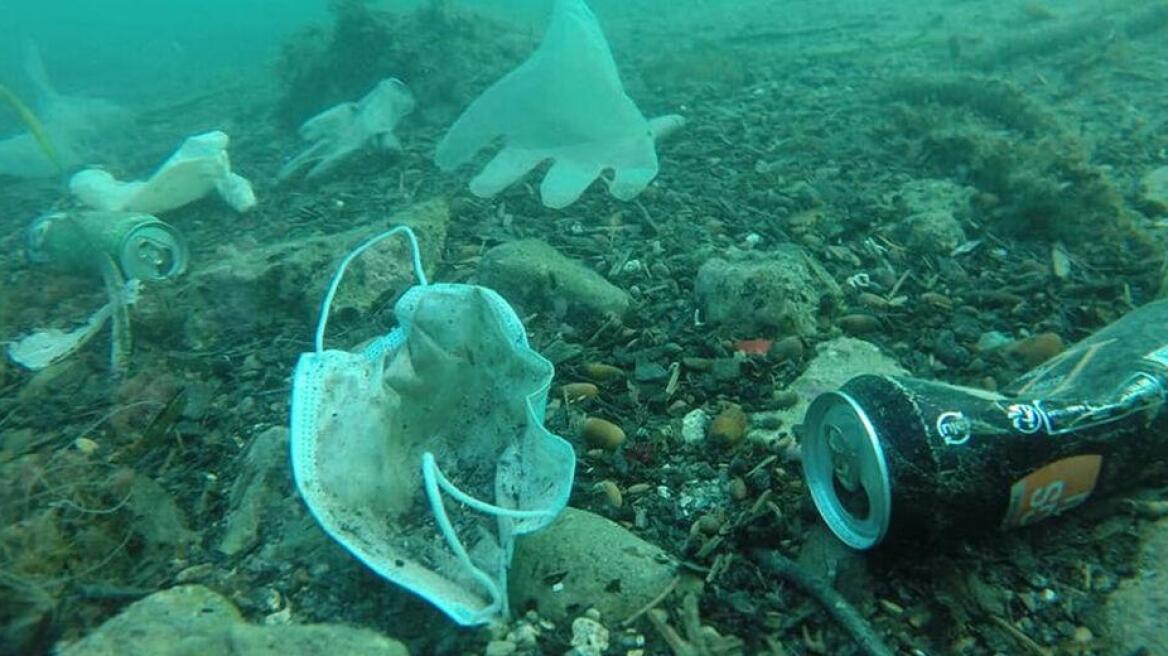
<box><xmin>581</xmin><ymin>417</ymin><xmax>625</xmax><ymax>450</ymax></box>
<box><xmin>570</xmin><ymin>615</ymin><xmax>610</xmax><ymax>656</ymax></box>
<box><xmin>770</xmin><ymin>336</ymin><xmax>804</xmax><ymax>362</ymax></box>
<box><xmin>625</xmin><ymin>483</ymin><xmax>652</xmax><ymax>496</ymax></box>
<box><xmin>838</xmin><ymin>314</ymin><xmax>881</xmax><ymax>334</ymax></box>
<box><xmin>74</xmin><ymin>437</ymin><xmax>100</xmax><ymax>455</ymax></box>
<box><xmin>708</xmin><ymin>405</ymin><xmax>748</xmax><ymax>446</ymax></box>
<box><xmin>919</xmin><ymin>292</ymin><xmax>953</xmax><ymax>310</ymax></box>
<box><xmin>561</xmin><ymin>382</ymin><xmax>600</xmax><ymax>402</ymax></box>
<box><xmin>485</xmin><ymin>640</ymin><xmax>517</xmax><ymax>656</ymax></box>
<box><xmin>857</xmin><ymin>292</ymin><xmax>889</xmax><ymax>310</ymax></box>
<box><xmin>681</xmin><ymin>408</ymin><xmax>710</xmax><ymax>443</ymax></box>
<box><xmin>593</xmin><ymin>480</ymin><xmax>623</xmax><ymax>508</ymax></box>
<box><xmin>728</xmin><ymin>476</ymin><xmax>748</xmax><ymax>501</ymax></box>
<box><xmin>710</xmin><ymin>358</ymin><xmax>742</xmax><ymax>382</ymax></box>
<box><xmin>695</xmin><ymin>513</ymin><xmax>723</xmax><ymax>535</ymax></box>
<box><xmin>1006</xmin><ymin>332</ymin><xmax>1064</xmax><ymax>368</ymax></box>
<box><xmin>682</xmin><ymin>356</ymin><xmax>713</xmax><ymax>371</ymax></box>
<box><xmin>582</xmin><ymin>363</ymin><xmax>624</xmax><ymax>382</ymax></box>
<box><xmin>1072</xmin><ymin>626</ymin><xmax>1093</xmax><ymax>643</ymax></box>
<box><xmin>771</xmin><ymin>389</ymin><xmax>799</xmax><ymax>410</ymax></box>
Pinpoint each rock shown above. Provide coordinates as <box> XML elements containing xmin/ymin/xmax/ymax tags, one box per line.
<box><xmin>476</xmin><ymin>239</ymin><xmax>630</xmax><ymax>323</ymax></box>
<box><xmin>129</xmin><ymin>475</ymin><xmax>197</xmax><ymax>548</ymax></box>
<box><xmin>681</xmin><ymin>408</ymin><xmax>710</xmax><ymax>444</ymax></box>
<box><xmin>510</xmin><ymin>507</ymin><xmax>676</xmax><ymax>624</ymax></box>
<box><xmin>1140</xmin><ymin>165</ymin><xmax>1168</xmax><ymax>212</ymax></box>
<box><xmin>892</xmin><ymin>178</ymin><xmax>975</xmax><ymax>217</ymax></box>
<box><xmin>218</xmin><ymin>427</ymin><xmax>291</xmax><ymax>557</ymax></box>
<box><xmin>309</xmin><ymin>199</ymin><xmax>449</xmax><ymax>318</ymax></box>
<box><xmin>752</xmin><ymin>337</ymin><xmax>907</xmax><ymax>444</ymax></box>
<box><xmin>694</xmin><ymin>245</ymin><xmax>840</xmax><ymax>338</ymax></box>
<box><xmin>135</xmin><ymin>199</ymin><xmax>449</xmax><ymax>350</ymax></box>
<box><xmin>56</xmin><ymin>585</ymin><xmax>409</xmax><ymax>656</ymax></box>
<box><xmin>1100</xmin><ymin>518</ymin><xmax>1168</xmax><ymax>654</ymax></box>
<box><xmin>180</xmin><ymin>380</ymin><xmax>218</xmax><ymax>420</ymax></box>
<box><xmin>889</xmin><ymin>179</ymin><xmax>973</xmax><ymax>256</ymax></box>
<box><xmin>569</xmin><ymin>613</ymin><xmax>610</xmax><ymax>656</ymax></box>
<box><xmin>895</xmin><ymin>209</ymin><xmax>966</xmax><ymax>256</ymax></box>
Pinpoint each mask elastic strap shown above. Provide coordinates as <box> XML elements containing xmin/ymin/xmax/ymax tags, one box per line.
<box><xmin>421</xmin><ymin>451</ymin><xmax>553</xmax><ymax>620</ymax></box>
<box><xmin>313</xmin><ymin>225</ymin><xmax>427</xmax><ymax>353</ymax></box>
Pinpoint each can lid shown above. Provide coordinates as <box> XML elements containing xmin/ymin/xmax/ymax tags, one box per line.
<box><xmin>120</xmin><ymin>223</ymin><xmax>188</xmax><ymax>280</ymax></box>
<box><xmin>802</xmin><ymin>390</ymin><xmax>892</xmax><ymax>549</ymax></box>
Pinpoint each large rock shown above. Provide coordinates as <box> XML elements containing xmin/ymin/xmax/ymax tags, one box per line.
<box><xmin>694</xmin><ymin>245</ymin><xmax>840</xmax><ymax>338</ymax></box>
<box><xmin>57</xmin><ymin>585</ymin><xmax>409</xmax><ymax>656</ymax></box>
<box><xmin>510</xmin><ymin>507</ymin><xmax>676</xmax><ymax>624</ymax></box>
<box><xmin>476</xmin><ymin>239</ymin><xmax>629</xmax><ymax>324</ymax></box>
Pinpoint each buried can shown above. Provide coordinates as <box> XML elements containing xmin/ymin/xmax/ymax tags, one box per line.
<box><xmin>26</xmin><ymin>210</ymin><xmax>188</xmax><ymax>281</ymax></box>
<box><xmin>801</xmin><ymin>298</ymin><xmax>1168</xmax><ymax>550</ymax></box>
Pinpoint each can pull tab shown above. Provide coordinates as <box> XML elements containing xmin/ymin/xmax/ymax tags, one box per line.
<box><xmin>130</xmin><ymin>234</ymin><xmax>177</xmax><ymax>278</ymax></box>
<box><xmin>827</xmin><ymin>424</ymin><xmax>862</xmax><ymax>493</ymax></box>
<box><xmin>122</xmin><ymin>224</ymin><xmax>187</xmax><ymax>280</ymax></box>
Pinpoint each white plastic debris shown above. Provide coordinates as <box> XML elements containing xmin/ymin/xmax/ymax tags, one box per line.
<box><xmin>6</xmin><ymin>280</ymin><xmax>140</xmax><ymax>370</ymax></box>
<box><xmin>435</xmin><ymin>0</ymin><xmax>684</xmax><ymax>209</ymax></box>
<box><xmin>278</xmin><ymin>78</ymin><xmax>415</xmax><ymax>181</ymax></box>
<box><xmin>70</xmin><ymin>130</ymin><xmax>256</xmax><ymax>214</ymax></box>
<box><xmin>0</xmin><ymin>42</ymin><xmax>131</xmax><ymax>179</ymax></box>
<box><xmin>7</xmin><ymin>306</ymin><xmax>113</xmax><ymax>370</ymax></box>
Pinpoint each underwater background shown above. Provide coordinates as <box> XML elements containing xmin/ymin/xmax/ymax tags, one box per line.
<box><xmin>1</xmin><ymin>0</ymin><xmax>1167</xmax><ymax>655</ymax></box>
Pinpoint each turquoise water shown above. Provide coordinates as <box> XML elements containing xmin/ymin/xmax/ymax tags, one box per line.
<box><xmin>0</xmin><ymin>0</ymin><xmax>327</xmax><ymax>102</ymax></box>
<box><xmin>1</xmin><ymin>0</ymin><xmax>1167</xmax><ymax>654</ymax></box>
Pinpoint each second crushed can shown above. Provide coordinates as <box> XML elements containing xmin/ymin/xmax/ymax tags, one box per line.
<box><xmin>801</xmin><ymin>299</ymin><xmax>1168</xmax><ymax>550</ymax></box>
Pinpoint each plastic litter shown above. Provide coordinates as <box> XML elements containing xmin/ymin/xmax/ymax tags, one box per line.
<box><xmin>435</xmin><ymin>0</ymin><xmax>684</xmax><ymax>209</ymax></box>
<box><xmin>70</xmin><ymin>130</ymin><xmax>255</xmax><ymax>214</ymax></box>
<box><xmin>7</xmin><ymin>278</ymin><xmax>139</xmax><ymax>371</ymax></box>
<box><xmin>289</xmin><ymin>226</ymin><xmax>575</xmax><ymax>626</ymax></box>
<box><xmin>0</xmin><ymin>42</ymin><xmax>130</xmax><ymax>179</ymax></box>
<box><xmin>278</xmin><ymin>78</ymin><xmax>415</xmax><ymax>181</ymax></box>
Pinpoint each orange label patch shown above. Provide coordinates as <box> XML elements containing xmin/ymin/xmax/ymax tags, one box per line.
<box><xmin>1002</xmin><ymin>455</ymin><xmax>1103</xmax><ymax>529</ymax></box>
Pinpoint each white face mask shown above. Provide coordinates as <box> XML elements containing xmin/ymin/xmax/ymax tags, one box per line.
<box><xmin>289</xmin><ymin>226</ymin><xmax>575</xmax><ymax>626</ymax></box>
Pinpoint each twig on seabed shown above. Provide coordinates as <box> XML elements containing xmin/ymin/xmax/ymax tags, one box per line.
<box><xmin>753</xmin><ymin>550</ymin><xmax>894</xmax><ymax>656</ymax></box>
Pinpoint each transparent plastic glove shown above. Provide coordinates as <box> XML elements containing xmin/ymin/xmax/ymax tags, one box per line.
<box><xmin>435</xmin><ymin>0</ymin><xmax>682</xmax><ymax>209</ymax></box>
<box><xmin>279</xmin><ymin>78</ymin><xmax>415</xmax><ymax>181</ymax></box>
<box><xmin>69</xmin><ymin>131</ymin><xmax>255</xmax><ymax>213</ymax></box>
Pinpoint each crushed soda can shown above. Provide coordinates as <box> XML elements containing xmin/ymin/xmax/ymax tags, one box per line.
<box><xmin>26</xmin><ymin>210</ymin><xmax>188</xmax><ymax>281</ymax></box>
<box><xmin>801</xmin><ymin>298</ymin><xmax>1168</xmax><ymax>549</ymax></box>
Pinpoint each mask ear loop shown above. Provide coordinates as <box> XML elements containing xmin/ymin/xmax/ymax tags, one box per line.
<box><xmin>312</xmin><ymin>225</ymin><xmax>427</xmax><ymax>353</ymax></box>
<box><xmin>421</xmin><ymin>452</ymin><xmax>555</xmax><ymax>620</ymax></box>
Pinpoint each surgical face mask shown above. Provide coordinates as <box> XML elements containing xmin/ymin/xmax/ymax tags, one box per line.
<box><xmin>289</xmin><ymin>226</ymin><xmax>575</xmax><ymax>626</ymax></box>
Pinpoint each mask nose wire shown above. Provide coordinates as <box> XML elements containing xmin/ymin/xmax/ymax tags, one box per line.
<box><xmin>312</xmin><ymin>225</ymin><xmax>428</xmax><ymax>353</ymax></box>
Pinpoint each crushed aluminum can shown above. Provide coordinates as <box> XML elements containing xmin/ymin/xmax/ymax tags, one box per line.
<box><xmin>26</xmin><ymin>210</ymin><xmax>188</xmax><ymax>281</ymax></box>
<box><xmin>801</xmin><ymin>298</ymin><xmax>1168</xmax><ymax>549</ymax></box>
